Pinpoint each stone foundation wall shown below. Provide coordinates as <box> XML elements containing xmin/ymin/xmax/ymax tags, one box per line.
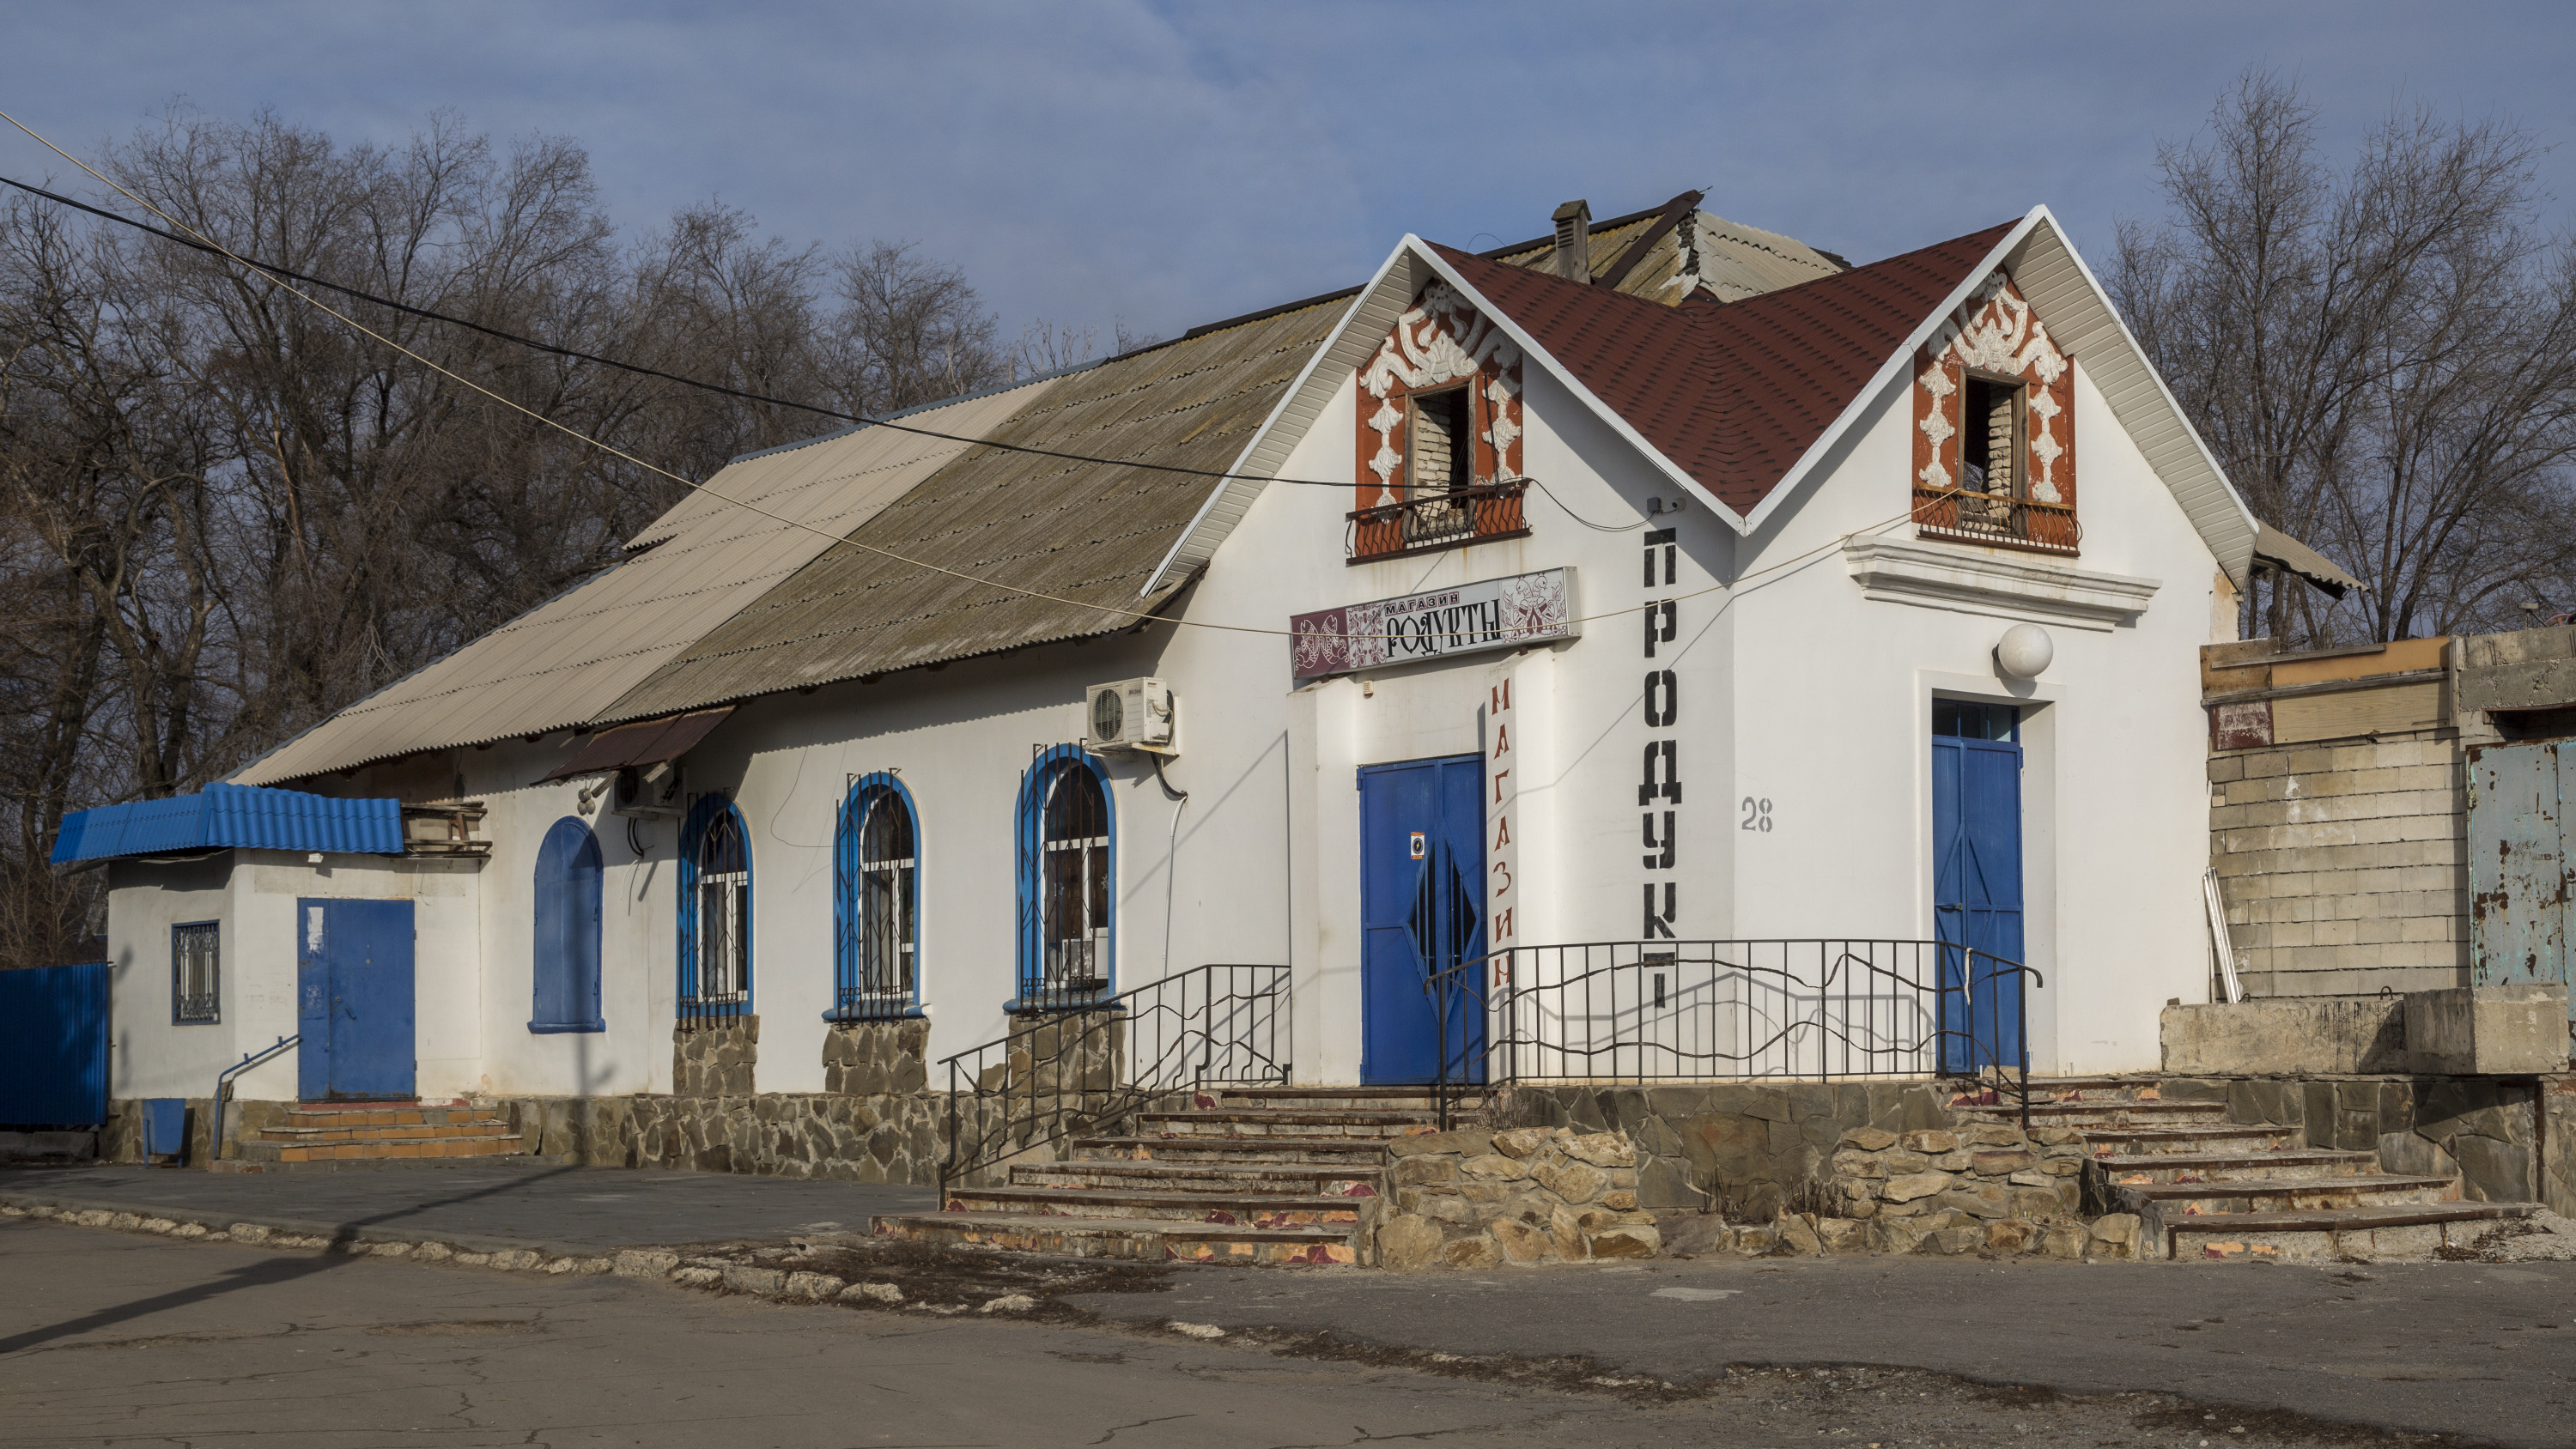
<box><xmin>1371</xmin><ymin>1126</ymin><xmax>1659</xmax><ymax>1269</ymax></box>
<box><xmin>674</xmin><ymin>1016</ymin><xmax>759</xmax><ymax>1095</ymax></box>
<box><xmin>823</xmin><ymin>1020</ymin><xmax>929</xmax><ymax>1094</ymax></box>
<box><xmin>1497</xmin><ymin>1081</ymin><xmax>1955</xmax><ymax>1219</ymax></box>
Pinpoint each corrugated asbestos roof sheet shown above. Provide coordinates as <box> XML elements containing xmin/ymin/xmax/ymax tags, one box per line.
<box><xmin>52</xmin><ymin>784</ymin><xmax>402</xmax><ymax>863</ymax></box>
<box><xmin>1429</xmin><ymin>225</ymin><xmax>2011</xmax><ymax>515</ymax></box>
<box><xmin>234</xmin><ymin>379</ymin><xmax>1054</xmax><ymax>785</ymax></box>
<box><xmin>595</xmin><ymin>296</ymin><xmax>1349</xmax><ymax>723</ymax></box>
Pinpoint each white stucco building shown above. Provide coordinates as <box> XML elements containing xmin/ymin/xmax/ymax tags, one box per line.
<box><xmin>70</xmin><ymin>193</ymin><xmax>2256</xmax><ymax>1132</ymax></box>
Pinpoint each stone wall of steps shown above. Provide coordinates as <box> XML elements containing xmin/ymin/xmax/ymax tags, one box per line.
<box><xmin>1962</xmin><ymin>1079</ymin><xmax>2538</xmax><ymax>1262</ymax></box>
<box><xmin>217</xmin><ymin>1101</ymin><xmax>530</xmax><ymax>1172</ymax></box>
<box><xmin>873</xmin><ymin>1088</ymin><xmax>1460</xmax><ymax>1264</ymax></box>
<box><xmin>877</xmin><ymin>1076</ymin><xmax>2544</xmax><ymax>1267</ymax></box>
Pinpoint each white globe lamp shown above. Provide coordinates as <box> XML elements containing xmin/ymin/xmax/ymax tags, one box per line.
<box><xmin>1995</xmin><ymin>623</ymin><xmax>2054</xmax><ymax>680</ymax></box>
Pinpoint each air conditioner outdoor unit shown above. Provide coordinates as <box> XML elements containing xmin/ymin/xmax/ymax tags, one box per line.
<box><xmin>609</xmin><ymin>762</ymin><xmax>685</xmax><ymax>818</ymax></box>
<box><xmin>1084</xmin><ymin>677</ymin><xmax>1177</xmax><ymax>755</ymax></box>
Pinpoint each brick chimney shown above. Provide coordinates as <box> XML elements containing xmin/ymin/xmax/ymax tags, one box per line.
<box><xmin>1552</xmin><ymin>200</ymin><xmax>1592</xmax><ymax>283</ymax></box>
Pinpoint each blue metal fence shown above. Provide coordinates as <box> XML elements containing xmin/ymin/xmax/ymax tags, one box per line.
<box><xmin>0</xmin><ymin>962</ymin><xmax>110</xmax><ymax>1126</ymax></box>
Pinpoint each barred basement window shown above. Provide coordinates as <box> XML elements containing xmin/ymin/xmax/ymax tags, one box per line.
<box><xmin>173</xmin><ymin>921</ymin><xmax>220</xmax><ymax>1024</ymax></box>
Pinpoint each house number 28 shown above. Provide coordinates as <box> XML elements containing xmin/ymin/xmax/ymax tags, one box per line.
<box><xmin>1740</xmin><ymin>797</ymin><xmax>1773</xmax><ymax>832</ymax></box>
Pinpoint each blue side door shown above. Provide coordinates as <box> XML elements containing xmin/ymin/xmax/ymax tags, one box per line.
<box><xmin>295</xmin><ymin>899</ymin><xmax>417</xmax><ymax>1101</ymax></box>
<box><xmin>1358</xmin><ymin>755</ymin><xmax>1486</xmax><ymax>1085</ymax></box>
<box><xmin>1931</xmin><ymin>704</ymin><xmax>2025</xmax><ymax>1074</ymax></box>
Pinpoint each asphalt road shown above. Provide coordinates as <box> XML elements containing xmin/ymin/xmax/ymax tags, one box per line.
<box><xmin>1071</xmin><ymin>1252</ymin><xmax>2576</xmax><ymax>1447</ymax></box>
<box><xmin>8</xmin><ymin>1214</ymin><xmax>2570</xmax><ymax>1447</ymax></box>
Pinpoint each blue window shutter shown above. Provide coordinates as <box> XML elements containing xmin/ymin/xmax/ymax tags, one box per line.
<box><xmin>531</xmin><ymin>817</ymin><xmax>605</xmax><ymax>1033</ymax></box>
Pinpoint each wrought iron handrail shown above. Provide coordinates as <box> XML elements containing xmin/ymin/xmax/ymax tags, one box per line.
<box><xmin>210</xmin><ymin>1034</ymin><xmax>298</xmax><ymax>1167</ymax></box>
<box><xmin>1346</xmin><ymin>479</ymin><xmax>1529</xmax><ymax>562</ymax></box>
<box><xmin>937</xmin><ymin>963</ymin><xmax>1290</xmax><ymax>1201</ymax></box>
<box><xmin>1421</xmin><ymin>939</ymin><xmax>2041</xmax><ymax>1132</ymax></box>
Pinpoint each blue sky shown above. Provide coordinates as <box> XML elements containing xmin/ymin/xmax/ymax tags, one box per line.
<box><xmin>5</xmin><ymin>1</ymin><xmax>2573</xmax><ymax>343</ymax></box>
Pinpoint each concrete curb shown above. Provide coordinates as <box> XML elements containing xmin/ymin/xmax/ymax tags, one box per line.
<box><xmin>0</xmin><ymin>1192</ymin><xmax>1024</xmax><ymax>1313</ymax></box>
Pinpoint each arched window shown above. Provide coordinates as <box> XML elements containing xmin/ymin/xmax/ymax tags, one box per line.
<box><xmin>834</xmin><ymin>773</ymin><xmax>919</xmax><ymax>1018</ymax></box>
<box><xmin>678</xmin><ymin>795</ymin><xmax>752</xmax><ymax>1018</ymax></box>
<box><xmin>530</xmin><ymin>817</ymin><xmax>605</xmax><ymax>1033</ymax></box>
<box><xmin>1015</xmin><ymin>745</ymin><xmax>1114</xmax><ymax>1007</ymax></box>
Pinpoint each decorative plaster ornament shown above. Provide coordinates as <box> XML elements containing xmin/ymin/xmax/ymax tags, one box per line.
<box><xmin>1995</xmin><ymin>623</ymin><xmax>2055</xmax><ymax>679</ymax></box>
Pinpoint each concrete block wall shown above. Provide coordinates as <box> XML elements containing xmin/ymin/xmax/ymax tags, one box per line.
<box><xmin>2208</xmin><ymin>731</ymin><xmax>2471</xmax><ymax>997</ymax></box>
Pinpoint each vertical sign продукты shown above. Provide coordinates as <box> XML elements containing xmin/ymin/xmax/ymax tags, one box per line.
<box><xmin>1641</xmin><ymin>529</ymin><xmax>1680</xmax><ymax>941</ymax></box>
<box><xmin>1485</xmin><ymin>658</ymin><xmax>1519</xmax><ymax>986</ymax></box>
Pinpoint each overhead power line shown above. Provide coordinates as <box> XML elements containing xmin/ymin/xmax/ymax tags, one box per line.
<box><xmin>0</xmin><ymin>112</ymin><xmax>1903</xmax><ymax>649</ymax></box>
<box><xmin>0</xmin><ymin>169</ymin><xmax>1642</xmax><ymax>530</ymax></box>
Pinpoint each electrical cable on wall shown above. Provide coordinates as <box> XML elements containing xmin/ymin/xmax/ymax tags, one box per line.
<box><xmin>1151</xmin><ymin>754</ymin><xmax>1189</xmax><ymax>983</ymax></box>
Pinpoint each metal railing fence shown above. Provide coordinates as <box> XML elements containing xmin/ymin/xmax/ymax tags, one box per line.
<box><xmin>1424</xmin><ymin>939</ymin><xmax>2039</xmax><ymax>1131</ymax></box>
<box><xmin>938</xmin><ymin>963</ymin><xmax>1290</xmax><ymax>1199</ymax></box>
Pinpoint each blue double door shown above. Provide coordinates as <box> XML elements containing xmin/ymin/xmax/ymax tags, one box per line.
<box><xmin>1931</xmin><ymin>703</ymin><xmax>2026</xmax><ymax>1074</ymax></box>
<box><xmin>1358</xmin><ymin>755</ymin><xmax>1487</xmax><ymax>1085</ymax></box>
<box><xmin>297</xmin><ymin>899</ymin><xmax>417</xmax><ymax>1101</ymax></box>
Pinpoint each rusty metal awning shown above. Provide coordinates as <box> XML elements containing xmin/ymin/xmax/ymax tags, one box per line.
<box><xmin>538</xmin><ymin>707</ymin><xmax>733</xmax><ymax>783</ymax></box>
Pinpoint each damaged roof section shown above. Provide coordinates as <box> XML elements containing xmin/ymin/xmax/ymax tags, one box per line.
<box><xmin>594</xmin><ymin>294</ymin><xmax>1351</xmax><ymax>724</ymax></box>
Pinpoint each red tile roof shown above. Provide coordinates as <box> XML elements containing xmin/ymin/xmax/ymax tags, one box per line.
<box><xmin>1429</xmin><ymin>221</ymin><xmax>2015</xmax><ymax>515</ymax></box>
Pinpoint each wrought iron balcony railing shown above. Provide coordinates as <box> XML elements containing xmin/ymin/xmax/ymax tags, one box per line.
<box><xmin>1911</xmin><ymin>485</ymin><xmax>2080</xmax><ymax>555</ymax></box>
<box><xmin>1348</xmin><ymin>479</ymin><xmax>1529</xmax><ymax>563</ymax></box>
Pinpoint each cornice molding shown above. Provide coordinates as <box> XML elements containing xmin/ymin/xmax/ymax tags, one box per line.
<box><xmin>1841</xmin><ymin>536</ymin><xmax>2159</xmax><ymax>632</ymax></box>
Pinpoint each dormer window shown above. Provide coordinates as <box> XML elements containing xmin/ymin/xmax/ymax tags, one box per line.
<box><xmin>1351</xmin><ymin>282</ymin><xmax>1530</xmax><ymax>563</ymax></box>
<box><xmin>1911</xmin><ymin>275</ymin><xmax>2077</xmax><ymax>555</ymax></box>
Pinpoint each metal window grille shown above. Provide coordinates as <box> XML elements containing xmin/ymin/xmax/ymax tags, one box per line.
<box><xmin>839</xmin><ymin>782</ymin><xmax>916</xmax><ymax>1015</ymax></box>
<box><xmin>173</xmin><ymin>921</ymin><xmax>220</xmax><ymax>1024</ymax></box>
<box><xmin>1040</xmin><ymin>763</ymin><xmax>1110</xmax><ymax>995</ymax></box>
<box><xmin>693</xmin><ymin>809</ymin><xmax>750</xmax><ymax>1004</ymax></box>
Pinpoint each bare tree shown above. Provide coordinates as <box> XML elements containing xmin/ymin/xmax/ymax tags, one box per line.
<box><xmin>829</xmin><ymin>240</ymin><xmax>1009</xmax><ymax>414</ymax></box>
<box><xmin>0</xmin><ymin>108</ymin><xmax>1027</xmax><ymax>967</ymax></box>
<box><xmin>2111</xmin><ymin>70</ymin><xmax>2576</xmax><ymax>645</ymax></box>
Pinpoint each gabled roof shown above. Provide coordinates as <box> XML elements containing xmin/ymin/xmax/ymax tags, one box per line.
<box><xmin>595</xmin><ymin>295</ymin><xmax>1346</xmax><ymax>724</ymax></box>
<box><xmin>234</xmin><ymin>378</ymin><xmax>1056</xmax><ymax>785</ymax></box>
<box><xmin>1157</xmin><ymin>207</ymin><xmax>2259</xmax><ymax>591</ymax></box>
<box><xmin>1429</xmin><ymin>225</ymin><xmax>2008</xmax><ymax>515</ymax></box>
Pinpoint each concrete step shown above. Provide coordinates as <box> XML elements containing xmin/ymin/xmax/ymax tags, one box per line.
<box><xmin>2156</xmin><ymin>1201</ymin><xmax>2538</xmax><ymax>1263</ymax></box>
<box><xmin>2077</xmin><ymin>1123</ymin><xmax>2304</xmax><ymax>1156</ymax></box>
<box><xmin>1138</xmin><ymin>1110</ymin><xmax>1435</xmax><ymax>1139</ymax></box>
<box><xmin>1204</xmin><ymin>1086</ymin><xmax>1493</xmax><ymax>1113</ymax></box>
<box><xmin>257</xmin><ymin>1120</ymin><xmax>514</xmax><ymax>1144</ymax></box>
<box><xmin>233</xmin><ymin>1133</ymin><xmax>528</xmax><ymax>1165</ymax></box>
<box><xmin>1961</xmin><ymin>1099</ymin><xmax>2229</xmax><ymax>1128</ymax></box>
<box><xmin>873</xmin><ymin>1210</ymin><xmax>1357</xmax><ymax>1264</ymax></box>
<box><xmin>945</xmin><ymin>1185</ymin><xmax>1367</xmax><ymax>1225</ymax></box>
<box><xmin>2081</xmin><ymin>1149</ymin><xmax>2380</xmax><ymax>1210</ymax></box>
<box><xmin>1012</xmin><ymin>1160</ymin><xmax>1382</xmax><ymax>1195</ymax></box>
<box><xmin>1075</xmin><ymin>1135</ymin><xmax>1394</xmax><ymax>1166</ymax></box>
<box><xmin>2118</xmin><ymin>1173</ymin><xmax>2463</xmax><ymax>1240</ymax></box>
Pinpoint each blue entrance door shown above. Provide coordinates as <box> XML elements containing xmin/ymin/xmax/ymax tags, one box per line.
<box><xmin>1359</xmin><ymin>755</ymin><xmax>1486</xmax><ymax>1085</ymax></box>
<box><xmin>1931</xmin><ymin>703</ymin><xmax>2025</xmax><ymax>1075</ymax></box>
<box><xmin>296</xmin><ymin>899</ymin><xmax>417</xmax><ymax>1101</ymax></box>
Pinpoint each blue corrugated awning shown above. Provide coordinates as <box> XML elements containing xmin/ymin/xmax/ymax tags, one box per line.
<box><xmin>51</xmin><ymin>784</ymin><xmax>404</xmax><ymax>864</ymax></box>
